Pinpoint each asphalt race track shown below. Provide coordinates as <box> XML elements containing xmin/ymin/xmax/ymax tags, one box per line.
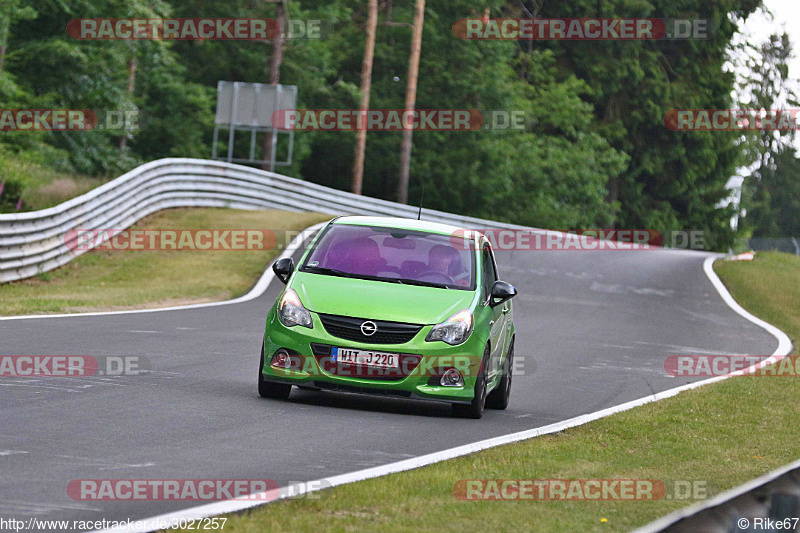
<box><xmin>0</xmin><ymin>232</ymin><xmax>778</xmax><ymax>531</ymax></box>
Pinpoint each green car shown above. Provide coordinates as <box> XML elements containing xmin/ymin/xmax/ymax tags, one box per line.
<box><xmin>258</xmin><ymin>216</ymin><xmax>517</xmax><ymax>418</ymax></box>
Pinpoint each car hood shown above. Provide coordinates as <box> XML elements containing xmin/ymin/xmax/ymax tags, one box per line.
<box><xmin>291</xmin><ymin>271</ymin><xmax>477</xmax><ymax>324</ymax></box>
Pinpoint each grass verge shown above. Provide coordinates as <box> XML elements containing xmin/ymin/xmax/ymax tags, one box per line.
<box><xmin>0</xmin><ymin>208</ymin><xmax>331</xmax><ymax>315</ymax></box>
<box><xmin>0</xmin><ymin>155</ymin><xmax>111</xmax><ymax>212</ymax></box>
<box><xmin>200</xmin><ymin>252</ymin><xmax>799</xmax><ymax>532</ymax></box>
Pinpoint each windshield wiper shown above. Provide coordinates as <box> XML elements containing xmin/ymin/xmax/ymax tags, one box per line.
<box><xmin>301</xmin><ymin>265</ymin><xmax>357</xmax><ymax>278</ymax></box>
<box><xmin>303</xmin><ymin>267</ymin><xmax>452</xmax><ymax>289</ymax></box>
<box><xmin>393</xmin><ymin>278</ymin><xmax>450</xmax><ymax>289</ymax></box>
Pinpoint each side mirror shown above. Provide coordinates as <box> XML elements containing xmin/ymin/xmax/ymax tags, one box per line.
<box><xmin>490</xmin><ymin>280</ymin><xmax>517</xmax><ymax>307</ymax></box>
<box><xmin>272</xmin><ymin>257</ymin><xmax>295</xmax><ymax>285</ymax></box>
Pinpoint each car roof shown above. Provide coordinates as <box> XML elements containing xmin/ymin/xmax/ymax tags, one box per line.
<box><xmin>331</xmin><ymin>215</ymin><xmax>480</xmax><ymax>239</ymax></box>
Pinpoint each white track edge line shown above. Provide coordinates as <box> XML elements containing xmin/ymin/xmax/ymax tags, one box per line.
<box><xmin>96</xmin><ymin>255</ymin><xmax>793</xmax><ymax>532</ymax></box>
<box><xmin>0</xmin><ymin>223</ymin><xmax>327</xmax><ymax>321</ymax></box>
<box><xmin>2</xmin><ymin>218</ymin><xmax>669</xmax><ymax>321</ymax></box>
<box><xmin>629</xmin><ymin>257</ymin><xmax>795</xmax><ymax>532</ymax></box>
<box><xmin>702</xmin><ymin>256</ymin><xmax>792</xmax><ymax>356</ymax></box>
<box><xmin>1</xmin><ymin>221</ymin><xmax>673</xmax><ymax>322</ymax></box>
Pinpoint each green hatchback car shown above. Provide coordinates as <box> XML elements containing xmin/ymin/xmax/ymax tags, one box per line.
<box><xmin>258</xmin><ymin>216</ymin><xmax>517</xmax><ymax>418</ymax></box>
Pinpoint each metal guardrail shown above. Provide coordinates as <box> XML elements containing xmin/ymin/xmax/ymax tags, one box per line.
<box><xmin>0</xmin><ymin>158</ymin><xmax>532</xmax><ymax>283</ymax></box>
<box><xmin>636</xmin><ymin>459</ymin><xmax>800</xmax><ymax>532</ymax></box>
<box><xmin>749</xmin><ymin>238</ymin><xmax>800</xmax><ymax>256</ymax></box>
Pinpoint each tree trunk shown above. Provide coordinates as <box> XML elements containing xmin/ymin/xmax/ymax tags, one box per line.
<box><xmin>352</xmin><ymin>0</ymin><xmax>378</xmax><ymax>195</ymax></box>
<box><xmin>603</xmin><ymin>95</ymin><xmax>621</xmax><ymax>229</ymax></box>
<box><xmin>262</xmin><ymin>0</ymin><xmax>287</xmax><ymax>171</ymax></box>
<box><xmin>0</xmin><ymin>17</ymin><xmax>8</xmax><ymax>73</ymax></box>
<box><xmin>396</xmin><ymin>0</ymin><xmax>425</xmax><ymax>204</ymax></box>
<box><xmin>120</xmin><ymin>55</ymin><xmax>137</xmax><ymax>149</ymax></box>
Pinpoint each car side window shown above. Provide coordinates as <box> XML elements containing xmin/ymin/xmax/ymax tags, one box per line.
<box><xmin>482</xmin><ymin>246</ymin><xmax>498</xmax><ymax>301</ymax></box>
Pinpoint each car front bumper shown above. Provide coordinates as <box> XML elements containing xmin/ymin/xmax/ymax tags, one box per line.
<box><xmin>260</xmin><ymin>308</ymin><xmax>486</xmax><ymax>403</ymax></box>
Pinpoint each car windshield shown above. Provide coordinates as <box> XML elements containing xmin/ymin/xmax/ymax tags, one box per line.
<box><xmin>300</xmin><ymin>224</ymin><xmax>475</xmax><ymax>290</ymax></box>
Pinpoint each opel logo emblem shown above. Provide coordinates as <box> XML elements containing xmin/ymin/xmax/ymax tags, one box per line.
<box><xmin>360</xmin><ymin>321</ymin><xmax>377</xmax><ymax>336</ymax></box>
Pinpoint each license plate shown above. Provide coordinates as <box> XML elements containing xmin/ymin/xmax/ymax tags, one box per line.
<box><xmin>331</xmin><ymin>347</ymin><xmax>399</xmax><ymax>368</ymax></box>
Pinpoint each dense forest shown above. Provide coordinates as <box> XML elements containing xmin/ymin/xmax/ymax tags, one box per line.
<box><xmin>0</xmin><ymin>0</ymin><xmax>798</xmax><ymax>249</ymax></box>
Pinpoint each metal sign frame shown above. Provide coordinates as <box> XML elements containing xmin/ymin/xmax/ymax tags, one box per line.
<box><xmin>212</xmin><ymin>81</ymin><xmax>297</xmax><ymax>171</ymax></box>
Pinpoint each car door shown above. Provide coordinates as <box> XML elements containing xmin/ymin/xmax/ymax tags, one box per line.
<box><xmin>487</xmin><ymin>244</ymin><xmax>510</xmax><ymax>357</ymax></box>
<box><xmin>481</xmin><ymin>244</ymin><xmax>505</xmax><ymax>383</ymax></box>
<box><xmin>488</xmin><ymin>244</ymin><xmax>511</xmax><ymax>376</ymax></box>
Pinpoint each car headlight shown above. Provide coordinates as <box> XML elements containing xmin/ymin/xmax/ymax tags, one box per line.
<box><xmin>425</xmin><ymin>309</ymin><xmax>473</xmax><ymax>345</ymax></box>
<box><xmin>278</xmin><ymin>289</ymin><xmax>313</xmax><ymax>328</ymax></box>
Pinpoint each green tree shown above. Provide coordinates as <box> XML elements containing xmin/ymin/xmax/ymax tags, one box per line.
<box><xmin>737</xmin><ymin>30</ymin><xmax>800</xmax><ymax>237</ymax></box>
<box><xmin>526</xmin><ymin>0</ymin><xmax>763</xmax><ymax>249</ymax></box>
<box><xmin>295</xmin><ymin>0</ymin><xmax>626</xmax><ymax>228</ymax></box>
<box><xmin>0</xmin><ymin>0</ymin><xmax>37</xmax><ymax>72</ymax></box>
<box><xmin>743</xmin><ymin>147</ymin><xmax>800</xmax><ymax>238</ymax></box>
<box><xmin>0</xmin><ymin>0</ymin><xmax>772</xmax><ymax>241</ymax></box>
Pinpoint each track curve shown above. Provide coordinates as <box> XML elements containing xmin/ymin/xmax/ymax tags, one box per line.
<box><xmin>0</xmin><ymin>231</ymin><xmax>780</xmax><ymax>531</ymax></box>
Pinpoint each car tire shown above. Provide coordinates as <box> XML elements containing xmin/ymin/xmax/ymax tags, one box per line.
<box><xmin>486</xmin><ymin>336</ymin><xmax>514</xmax><ymax>410</ymax></box>
<box><xmin>258</xmin><ymin>341</ymin><xmax>292</xmax><ymax>400</ymax></box>
<box><xmin>452</xmin><ymin>344</ymin><xmax>489</xmax><ymax>419</ymax></box>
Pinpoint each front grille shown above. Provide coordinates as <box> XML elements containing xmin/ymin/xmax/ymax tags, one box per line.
<box><xmin>318</xmin><ymin>313</ymin><xmax>423</xmax><ymax>344</ymax></box>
